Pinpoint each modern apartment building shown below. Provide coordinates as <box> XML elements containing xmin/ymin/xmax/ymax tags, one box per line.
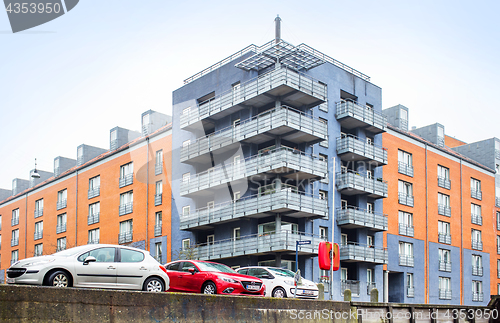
<box><xmin>0</xmin><ymin>110</ymin><xmax>173</xmax><ymax>279</ymax></box>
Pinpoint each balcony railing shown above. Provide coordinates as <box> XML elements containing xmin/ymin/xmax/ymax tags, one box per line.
<box><xmin>471</xmin><ymin>214</ymin><xmax>482</xmax><ymax>225</ymax></box>
<box><xmin>398</xmin><ymin>224</ymin><xmax>414</xmax><ymax>237</ymax></box>
<box><xmin>438</xmin><ymin>176</ymin><xmax>451</xmax><ymax>190</ymax></box>
<box><xmin>472</xmin><ymin>266</ymin><xmax>483</xmax><ymax>276</ymax></box>
<box><xmin>335</xmin><ymin>99</ymin><xmax>387</xmax><ymax>134</ymax></box>
<box><xmin>438</xmin><ymin>234</ymin><xmax>451</xmax><ymax>245</ymax></box>
<box><xmin>119</xmin><ymin>203</ymin><xmax>133</xmax><ymax>216</ymax></box>
<box><xmin>195</xmin><ymin>230</ymin><xmax>325</xmax><ymax>260</ymax></box>
<box><xmin>341</xmin><ymin>280</ymin><xmax>360</xmax><ymax>297</ymax></box>
<box><xmin>88</xmin><ymin>187</ymin><xmax>100</xmax><ymax>199</ymax></box>
<box><xmin>336</xmin><ymin>135</ymin><xmax>387</xmax><ymax>166</ymax></box>
<box><xmin>34</xmin><ymin>209</ymin><xmax>43</xmax><ymax>218</ymax></box>
<box><xmin>180</xmin><ymin>66</ymin><xmax>327</xmax><ymax>128</ymax></box>
<box><xmin>56</xmin><ymin>224</ymin><xmax>66</xmax><ymax>234</ymax></box>
<box><xmin>472</xmin><ymin>239</ymin><xmax>483</xmax><ymax>251</ymax></box>
<box><xmin>155</xmin><ymin>194</ymin><xmax>162</xmax><ymax>206</ymax></box>
<box><xmin>11</xmin><ymin>217</ymin><xmax>19</xmax><ymax>226</ymax></box>
<box><xmin>154</xmin><ymin>225</ymin><xmax>162</xmax><ymax>237</ymax></box>
<box><xmin>336</xmin><ymin>206</ymin><xmax>388</xmax><ymax>231</ymax></box>
<box><xmin>88</xmin><ymin>239</ymin><xmax>100</xmax><ymax>244</ymax></box>
<box><xmin>398</xmin><ymin>193</ymin><xmax>414</xmax><ymax>207</ymax></box>
<box><xmin>471</xmin><ymin>189</ymin><xmax>482</xmax><ymax>200</ymax></box>
<box><xmin>407</xmin><ymin>287</ymin><xmax>415</xmax><ymax>298</ymax></box>
<box><xmin>34</xmin><ymin>231</ymin><xmax>43</xmax><ymax>240</ymax></box>
<box><xmin>34</xmin><ymin>250</ymin><xmax>43</xmax><ymax>257</ymax></box>
<box><xmin>181</xmin><ymin>147</ymin><xmax>327</xmax><ymax>196</ymax></box>
<box><xmin>11</xmin><ymin>238</ymin><xmax>19</xmax><ymax>247</ymax></box>
<box><xmin>496</xmin><ymin>197</ymin><xmax>500</xmax><ymax>208</ymax></box>
<box><xmin>119</xmin><ymin>174</ymin><xmax>133</xmax><ymax>188</ymax></box>
<box><xmin>180</xmin><ymin>189</ymin><xmax>327</xmax><ymax>230</ymax></box>
<box><xmin>155</xmin><ymin>163</ymin><xmax>163</xmax><ymax>175</ymax></box>
<box><xmin>398</xmin><ymin>162</ymin><xmax>413</xmax><ymax>177</ymax></box>
<box><xmin>367</xmin><ymin>282</ymin><xmax>376</xmax><ymax>295</ymax></box>
<box><xmin>472</xmin><ymin>292</ymin><xmax>484</xmax><ymax>302</ymax></box>
<box><xmin>88</xmin><ymin>213</ymin><xmax>100</xmax><ymax>225</ymax></box>
<box><xmin>497</xmin><ymin>269</ymin><xmax>500</xmax><ymax>279</ymax></box>
<box><xmin>180</xmin><ymin>105</ymin><xmax>328</xmax><ymax>163</ymax></box>
<box><xmin>438</xmin><ymin>204</ymin><xmax>451</xmax><ymax>217</ymax></box>
<box><xmin>340</xmin><ymin>242</ymin><xmax>388</xmax><ymax>264</ymax></box>
<box><xmin>336</xmin><ymin>171</ymin><xmax>388</xmax><ymax>198</ymax></box>
<box><xmin>498</xmin><ymin>246</ymin><xmax>500</xmax><ymax>255</ymax></box>
<box><xmin>399</xmin><ymin>255</ymin><xmax>414</xmax><ymax>267</ymax></box>
<box><xmin>118</xmin><ymin>231</ymin><xmax>133</xmax><ymax>244</ymax></box>
<box><xmin>439</xmin><ymin>289</ymin><xmax>452</xmax><ymax>300</ymax></box>
<box><xmin>56</xmin><ymin>199</ymin><xmax>67</xmax><ymax>210</ymax></box>
<box><xmin>439</xmin><ymin>261</ymin><xmax>452</xmax><ymax>272</ymax></box>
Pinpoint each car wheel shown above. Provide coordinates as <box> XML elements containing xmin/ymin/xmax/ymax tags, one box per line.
<box><xmin>144</xmin><ymin>277</ymin><xmax>165</xmax><ymax>292</ymax></box>
<box><xmin>202</xmin><ymin>282</ymin><xmax>217</xmax><ymax>294</ymax></box>
<box><xmin>48</xmin><ymin>271</ymin><xmax>71</xmax><ymax>288</ymax></box>
<box><xmin>272</xmin><ymin>287</ymin><xmax>287</xmax><ymax>298</ymax></box>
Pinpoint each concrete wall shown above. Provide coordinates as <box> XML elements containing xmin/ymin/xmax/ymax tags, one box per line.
<box><xmin>383</xmin><ymin>104</ymin><xmax>408</xmax><ymax>131</ymax></box>
<box><xmin>12</xmin><ymin>178</ymin><xmax>29</xmax><ymax>196</ymax></box>
<box><xmin>411</xmin><ymin>123</ymin><xmax>445</xmax><ymax>147</ymax></box>
<box><xmin>0</xmin><ymin>189</ymin><xmax>12</xmax><ymax>202</ymax></box>
<box><xmin>54</xmin><ymin>156</ymin><xmax>76</xmax><ymax>177</ymax></box>
<box><xmin>76</xmin><ymin>144</ymin><xmax>107</xmax><ymax>166</ymax></box>
<box><xmin>110</xmin><ymin>127</ymin><xmax>141</xmax><ymax>151</ymax></box>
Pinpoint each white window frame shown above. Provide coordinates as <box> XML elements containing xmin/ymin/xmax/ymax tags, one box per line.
<box><xmin>182</xmin><ymin>238</ymin><xmax>190</xmax><ymax>251</ymax></box>
<box><xmin>398</xmin><ymin>150</ymin><xmax>413</xmax><ymax>166</ymax></box>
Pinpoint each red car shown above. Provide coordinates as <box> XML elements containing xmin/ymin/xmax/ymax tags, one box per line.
<box><xmin>164</xmin><ymin>260</ymin><xmax>265</xmax><ymax>296</ymax></box>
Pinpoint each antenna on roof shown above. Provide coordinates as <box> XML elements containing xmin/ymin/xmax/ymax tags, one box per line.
<box><xmin>31</xmin><ymin>158</ymin><xmax>40</xmax><ymax>179</ymax></box>
<box><xmin>275</xmin><ymin>15</ymin><xmax>281</xmax><ymax>44</ymax></box>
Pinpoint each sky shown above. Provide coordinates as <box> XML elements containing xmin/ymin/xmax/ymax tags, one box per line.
<box><xmin>1</xmin><ymin>0</ymin><xmax>499</xmax><ymax>189</ymax></box>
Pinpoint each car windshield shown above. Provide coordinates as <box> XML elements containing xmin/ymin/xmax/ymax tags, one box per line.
<box><xmin>267</xmin><ymin>268</ymin><xmax>295</xmax><ymax>277</ymax></box>
<box><xmin>52</xmin><ymin>245</ymin><xmax>93</xmax><ymax>257</ymax></box>
<box><xmin>196</xmin><ymin>262</ymin><xmax>236</xmax><ymax>273</ymax></box>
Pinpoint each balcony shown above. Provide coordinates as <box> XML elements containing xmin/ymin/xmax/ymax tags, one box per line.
<box><xmin>471</xmin><ymin>214</ymin><xmax>482</xmax><ymax>226</ymax></box>
<box><xmin>154</xmin><ymin>225</ymin><xmax>162</xmax><ymax>237</ymax></box>
<box><xmin>180</xmin><ymin>189</ymin><xmax>327</xmax><ymax>230</ymax></box>
<box><xmin>439</xmin><ymin>289</ymin><xmax>452</xmax><ymax>300</ymax></box>
<box><xmin>88</xmin><ymin>213</ymin><xmax>100</xmax><ymax>225</ymax></box>
<box><xmin>180</xmin><ymin>106</ymin><xmax>328</xmax><ymax>164</ymax></box>
<box><xmin>11</xmin><ymin>217</ymin><xmax>19</xmax><ymax>226</ymax></box>
<box><xmin>367</xmin><ymin>282</ymin><xmax>376</xmax><ymax>295</ymax></box>
<box><xmin>56</xmin><ymin>224</ymin><xmax>66</xmax><ymax>234</ymax></box>
<box><xmin>88</xmin><ymin>187</ymin><xmax>100</xmax><ymax>199</ymax></box>
<box><xmin>195</xmin><ymin>230</ymin><xmax>324</xmax><ymax>260</ymax></box>
<box><xmin>472</xmin><ymin>292</ymin><xmax>484</xmax><ymax>302</ymax></box>
<box><xmin>88</xmin><ymin>239</ymin><xmax>100</xmax><ymax>244</ymax></box>
<box><xmin>438</xmin><ymin>204</ymin><xmax>451</xmax><ymax>217</ymax></box>
<box><xmin>340</xmin><ymin>242</ymin><xmax>388</xmax><ymax>264</ymax></box>
<box><xmin>438</xmin><ymin>176</ymin><xmax>451</xmax><ymax>190</ymax></box>
<box><xmin>496</xmin><ymin>197</ymin><xmax>500</xmax><ymax>208</ymax></box>
<box><xmin>336</xmin><ymin>171</ymin><xmax>388</xmax><ymax>199</ymax></box>
<box><xmin>57</xmin><ymin>199</ymin><xmax>67</xmax><ymax>210</ymax></box>
<box><xmin>180</xmin><ymin>147</ymin><xmax>327</xmax><ymax>196</ymax></box>
<box><xmin>399</xmin><ymin>255</ymin><xmax>414</xmax><ymax>267</ymax></box>
<box><xmin>498</xmin><ymin>269</ymin><xmax>500</xmax><ymax>279</ymax></box>
<box><xmin>11</xmin><ymin>238</ymin><xmax>19</xmax><ymax>247</ymax></box>
<box><xmin>398</xmin><ymin>162</ymin><xmax>413</xmax><ymax>177</ymax></box>
<box><xmin>472</xmin><ymin>266</ymin><xmax>483</xmax><ymax>276</ymax></box>
<box><xmin>471</xmin><ymin>189</ymin><xmax>482</xmax><ymax>200</ymax></box>
<box><xmin>472</xmin><ymin>239</ymin><xmax>483</xmax><ymax>251</ymax></box>
<box><xmin>155</xmin><ymin>194</ymin><xmax>162</xmax><ymax>206</ymax></box>
<box><xmin>336</xmin><ymin>135</ymin><xmax>387</xmax><ymax>166</ymax></box>
<box><xmin>335</xmin><ymin>100</ymin><xmax>387</xmax><ymax>134</ymax></box>
<box><xmin>34</xmin><ymin>209</ymin><xmax>43</xmax><ymax>218</ymax></box>
<box><xmin>398</xmin><ymin>193</ymin><xmax>414</xmax><ymax>207</ymax></box>
<box><xmin>34</xmin><ymin>231</ymin><xmax>43</xmax><ymax>240</ymax></box>
<box><xmin>336</xmin><ymin>206</ymin><xmax>388</xmax><ymax>231</ymax></box>
<box><xmin>439</xmin><ymin>261</ymin><xmax>452</xmax><ymax>272</ymax></box>
<box><xmin>398</xmin><ymin>224</ymin><xmax>414</xmax><ymax>237</ymax></box>
<box><xmin>119</xmin><ymin>203</ymin><xmax>133</xmax><ymax>216</ymax></box>
<box><xmin>119</xmin><ymin>174</ymin><xmax>133</xmax><ymax>188</ymax></box>
<box><xmin>155</xmin><ymin>163</ymin><xmax>162</xmax><ymax>175</ymax></box>
<box><xmin>180</xmin><ymin>66</ymin><xmax>327</xmax><ymax>129</ymax></box>
<box><xmin>341</xmin><ymin>280</ymin><xmax>360</xmax><ymax>297</ymax></box>
<box><xmin>118</xmin><ymin>231</ymin><xmax>133</xmax><ymax>244</ymax></box>
<box><xmin>438</xmin><ymin>234</ymin><xmax>451</xmax><ymax>245</ymax></box>
<box><xmin>34</xmin><ymin>250</ymin><xmax>43</xmax><ymax>257</ymax></box>
<box><xmin>407</xmin><ymin>287</ymin><xmax>415</xmax><ymax>298</ymax></box>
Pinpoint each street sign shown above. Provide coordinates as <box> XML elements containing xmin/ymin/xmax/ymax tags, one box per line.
<box><xmin>297</xmin><ymin>240</ymin><xmax>311</xmax><ymax>245</ymax></box>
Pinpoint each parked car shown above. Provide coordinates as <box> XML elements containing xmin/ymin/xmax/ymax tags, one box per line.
<box><xmin>164</xmin><ymin>260</ymin><xmax>265</xmax><ymax>296</ymax></box>
<box><xmin>6</xmin><ymin>244</ymin><xmax>169</xmax><ymax>292</ymax></box>
<box><xmin>237</xmin><ymin>266</ymin><xmax>318</xmax><ymax>298</ymax></box>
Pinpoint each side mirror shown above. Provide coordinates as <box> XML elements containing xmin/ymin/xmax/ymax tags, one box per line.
<box><xmin>188</xmin><ymin>268</ymin><xmax>196</xmax><ymax>274</ymax></box>
<box><xmin>83</xmin><ymin>256</ymin><xmax>96</xmax><ymax>265</ymax></box>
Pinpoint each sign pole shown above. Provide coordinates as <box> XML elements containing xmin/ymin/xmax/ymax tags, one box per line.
<box><xmin>330</xmin><ymin>157</ymin><xmax>336</xmax><ymax>300</ymax></box>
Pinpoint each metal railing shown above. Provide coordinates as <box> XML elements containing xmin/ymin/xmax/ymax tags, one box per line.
<box><xmin>438</xmin><ymin>176</ymin><xmax>451</xmax><ymax>190</ymax></box>
<box><xmin>407</xmin><ymin>287</ymin><xmax>415</xmax><ymax>298</ymax></box>
<box><xmin>439</xmin><ymin>261</ymin><xmax>452</xmax><ymax>272</ymax></box>
<box><xmin>88</xmin><ymin>213</ymin><xmax>100</xmax><ymax>225</ymax></box>
<box><xmin>180</xmin><ymin>189</ymin><xmax>327</xmax><ymax>230</ymax></box>
<box><xmin>57</xmin><ymin>199</ymin><xmax>67</xmax><ymax>210</ymax></box>
<box><xmin>88</xmin><ymin>187</ymin><xmax>100</xmax><ymax>199</ymax></box>
<box><xmin>398</xmin><ymin>193</ymin><xmax>414</xmax><ymax>207</ymax></box>
<box><xmin>180</xmin><ymin>147</ymin><xmax>327</xmax><ymax>195</ymax></box>
<box><xmin>56</xmin><ymin>224</ymin><xmax>66</xmax><ymax>234</ymax></box>
<box><xmin>398</xmin><ymin>224</ymin><xmax>414</xmax><ymax>237</ymax></box>
<box><xmin>195</xmin><ymin>230</ymin><xmax>325</xmax><ymax>260</ymax></box>
<box><xmin>34</xmin><ymin>209</ymin><xmax>43</xmax><ymax>218</ymax></box>
<box><xmin>399</xmin><ymin>255</ymin><xmax>414</xmax><ymax>267</ymax></box>
<box><xmin>472</xmin><ymin>266</ymin><xmax>483</xmax><ymax>276</ymax></box>
<box><xmin>472</xmin><ymin>239</ymin><xmax>483</xmax><ymax>250</ymax></box>
<box><xmin>180</xmin><ymin>105</ymin><xmax>327</xmax><ymax>162</ymax></box>
<box><xmin>180</xmin><ymin>66</ymin><xmax>327</xmax><ymax>128</ymax></box>
<box><xmin>335</xmin><ymin>99</ymin><xmax>386</xmax><ymax>131</ymax></box>
<box><xmin>119</xmin><ymin>203</ymin><xmax>133</xmax><ymax>216</ymax></box>
<box><xmin>34</xmin><ymin>250</ymin><xmax>43</xmax><ymax>257</ymax></box>
<box><xmin>341</xmin><ymin>280</ymin><xmax>360</xmax><ymax>297</ymax></box>
<box><xmin>471</xmin><ymin>213</ymin><xmax>482</xmax><ymax>225</ymax></box>
<box><xmin>336</xmin><ymin>206</ymin><xmax>388</xmax><ymax>231</ymax></box>
<box><xmin>471</xmin><ymin>189</ymin><xmax>482</xmax><ymax>200</ymax></box>
<box><xmin>155</xmin><ymin>194</ymin><xmax>162</xmax><ymax>206</ymax></box>
<box><xmin>11</xmin><ymin>216</ymin><xmax>19</xmax><ymax>226</ymax></box>
<box><xmin>34</xmin><ymin>231</ymin><xmax>43</xmax><ymax>240</ymax></box>
<box><xmin>496</xmin><ymin>197</ymin><xmax>500</xmax><ymax>208</ymax></box>
<box><xmin>472</xmin><ymin>292</ymin><xmax>484</xmax><ymax>302</ymax></box>
<box><xmin>119</xmin><ymin>174</ymin><xmax>133</xmax><ymax>188</ymax></box>
<box><xmin>340</xmin><ymin>242</ymin><xmax>388</xmax><ymax>264</ymax></box>
<box><xmin>118</xmin><ymin>231</ymin><xmax>133</xmax><ymax>244</ymax></box>
<box><xmin>154</xmin><ymin>225</ymin><xmax>162</xmax><ymax>237</ymax></box>
<box><xmin>88</xmin><ymin>239</ymin><xmax>100</xmax><ymax>244</ymax></box>
<box><xmin>438</xmin><ymin>234</ymin><xmax>451</xmax><ymax>245</ymax></box>
<box><xmin>110</xmin><ymin>139</ymin><xmax>119</xmax><ymax>151</ymax></box>
<box><xmin>336</xmin><ymin>135</ymin><xmax>387</xmax><ymax>165</ymax></box>
<box><xmin>439</xmin><ymin>289</ymin><xmax>452</xmax><ymax>300</ymax></box>
<box><xmin>367</xmin><ymin>282</ymin><xmax>376</xmax><ymax>295</ymax></box>
<box><xmin>155</xmin><ymin>163</ymin><xmax>162</xmax><ymax>175</ymax></box>
<box><xmin>438</xmin><ymin>204</ymin><xmax>451</xmax><ymax>217</ymax></box>
<box><xmin>398</xmin><ymin>162</ymin><xmax>413</xmax><ymax>177</ymax></box>
<box><xmin>336</xmin><ymin>171</ymin><xmax>388</xmax><ymax>198</ymax></box>
<box><xmin>11</xmin><ymin>238</ymin><xmax>19</xmax><ymax>247</ymax></box>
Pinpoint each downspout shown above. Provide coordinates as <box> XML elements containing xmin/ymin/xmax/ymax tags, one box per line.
<box><xmin>425</xmin><ymin>143</ymin><xmax>429</xmax><ymax>304</ymax></box>
<box><xmin>146</xmin><ymin>137</ymin><xmax>150</xmax><ymax>251</ymax></box>
<box><xmin>75</xmin><ymin>170</ymin><xmax>78</xmax><ymax>246</ymax></box>
<box><xmin>460</xmin><ymin>158</ymin><xmax>463</xmax><ymax>305</ymax></box>
<box><xmin>24</xmin><ymin>193</ymin><xmax>28</xmax><ymax>258</ymax></box>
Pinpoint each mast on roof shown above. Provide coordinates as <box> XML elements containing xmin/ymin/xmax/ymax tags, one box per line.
<box><xmin>275</xmin><ymin>15</ymin><xmax>281</xmax><ymax>44</ymax></box>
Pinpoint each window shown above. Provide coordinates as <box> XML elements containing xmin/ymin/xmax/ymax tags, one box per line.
<box><xmin>34</xmin><ymin>221</ymin><xmax>43</xmax><ymax>240</ymax></box>
<box><xmin>439</xmin><ymin>277</ymin><xmax>451</xmax><ymax>299</ymax></box>
<box><xmin>258</xmin><ymin>221</ymin><xmax>297</xmax><ymax>235</ymax></box>
<box><xmin>89</xmin><ymin>202</ymin><xmax>100</xmax><ymax>217</ymax></box>
<box><xmin>471</xmin><ymin>203</ymin><xmax>482</xmax><ymax>225</ymax></box>
<box><xmin>438</xmin><ymin>249</ymin><xmax>451</xmax><ymax>272</ymax></box>
<box><xmin>366</xmin><ymin>137</ymin><xmax>373</xmax><ymax>146</ymax></box>
<box><xmin>57</xmin><ymin>189</ymin><xmax>67</xmax><ymax>210</ymax></box>
<box><xmin>398</xmin><ymin>150</ymin><xmax>413</xmax><ymax>166</ymax></box>
<box><xmin>155</xmin><ymin>150</ymin><xmax>163</xmax><ymax>175</ymax></box>
<box><xmin>471</xmin><ymin>178</ymin><xmax>482</xmax><ymax>200</ymax></box>
<box><xmin>182</xmin><ymin>238</ymin><xmax>190</xmax><ymax>251</ymax></box>
<box><xmin>119</xmin><ymin>220</ymin><xmax>133</xmax><ymax>244</ymax></box>
<box><xmin>77</xmin><ymin>147</ymin><xmax>83</xmax><ymax>162</ymax></box>
<box><xmin>88</xmin><ymin>176</ymin><xmax>100</xmax><ymax>199</ymax></box>
<box><xmin>34</xmin><ymin>243</ymin><xmax>43</xmax><ymax>257</ymax></box>
<box><xmin>119</xmin><ymin>162</ymin><xmax>134</xmax><ymax>187</ymax></box>
<box><xmin>438</xmin><ymin>193</ymin><xmax>451</xmax><ymax>216</ymax></box>
<box><xmin>233</xmin><ymin>227</ymin><xmax>241</xmax><ymax>240</ymax></box>
<box><xmin>398</xmin><ymin>211</ymin><xmax>414</xmax><ymax>237</ymax></box>
<box><xmin>319</xmin><ymin>153</ymin><xmax>328</xmax><ymax>161</ymax></box>
<box><xmin>182</xmin><ymin>206</ymin><xmax>190</xmax><ymax>216</ymax></box>
<box><xmin>155</xmin><ymin>181</ymin><xmax>162</xmax><ymax>206</ymax></box>
<box><xmin>119</xmin><ymin>191</ymin><xmax>133</xmax><ymax>216</ymax></box>
<box><xmin>398</xmin><ymin>180</ymin><xmax>414</xmax><ymax>206</ymax></box>
<box><xmin>11</xmin><ymin>229</ymin><xmax>19</xmax><ymax>246</ymax></box>
<box><xmin>367</xmin><ymin>202</ymin><xmax>374</xmax><ymax>213</ymax></box>
<box><xmin>472</xmin><ymin>229</ymin><xmax>482</xmax><ymax>250</ymax></box>
<box><xmin>472</xmin><ymin>281</ymin><xmax>483</xmax><ymax>302</ymax></box>
<box><xmin>438</xmin><ymin>165</ymin><xmax>451</xmax><ymax>189</ymax></box>
<box><xmin>110</xmin><ymin>129</ymin><xmax>117</xmax><ymax>141</ymax></box>
<box><xmin>367</xmin><ymin>269</ymin><xmax>375</xmax><ymax>295</ymax></box>
<box><xmin>57</xmin><ymin>237</ymin><xmax>66</xmax><ymax>252</ymax></box>
<box><xmin>399</xmin><ymin>242</ymin><xmax>414</xmax><ymax>266</ymax></box>
<box><xmin>34</xmin><ymin>199</ymin><xmax>44</xmax><ymax>218</ymax></box>
<box><xmin>88</xmin><ymin>228</ymin><xmax>100</xmax><ymax>244</ymax></box>
<box><xmin>142</xmin><ymin>113</ymin><xmax>150</xmax><ymax>127</ymax></box>
<box><xmin>341</xmin><ymin>233</ymin><xmax>348</xmax><ymax>246</ymax></box>
<box><xmin>56</xmin><ymin>213</ymin><xmax>66</xmax><ymax>234</ymax></box>
<box><xmin>154</xmin><ymin>242</ymin><xmax>162</xmax><ymax>262</ymax></box>
<box><xmin>0</xmin><ymin>215</ymin><xmax>2</xmax><ymax>230</ymax></box>
<box><xmin>406</xmin><ymin>273</ymin><xmax>414</xmax><ymax>297</ymax></box>
<box><xmin>472</xmin><ymin>255</ymin><xmax>483</xmax><ymax>276</ymax></box>
<box><xmin>438</xmin><ymin>221</ymin><xmax>451</xmax><ymax>244</ymax></box>
<box><xmin>121</xmin><ymin>249</ymin><xmax>144</xmax><ymax>263</ymax></box>
<box><xmin>319</xmin><ymin>227</ymin><xmax>328</xmax><ymax>240</ymax></box>
<box><xmin>319</xmin><ymin>118</ymin><xmax>328</xmax><ymax>147</ymax></box>
<box><xmin>232</xmin><ymin>82</ymin><xmax>241</xmax><ymax>101</ymax></box>
<box><xmin>11</xmin><ymin>208</ymin><xmax>19</xmax><ymax>226</ymax></box>
<box><xmin>154</xmin><ymin>211</ymin><xmax>162</xmax><ymax>237</ymax></box>
<box><xmin>11</xmin><ymin>250</ymin><xmax>18</xmax><ymax>264</ymax></box>
<box><xmin>233</xmin><ymin>118</ymin><xmax>241</xmax><ymax>127</ymax></box>
<box><xmin>367</xmin><ymin>235</ymin><xmax>374</xmax><ymax>247</ymax></box>
<box><xmin>319</xmin><ymin>190</ymin><xmax>327</xmax><ymax>200</ymax></box>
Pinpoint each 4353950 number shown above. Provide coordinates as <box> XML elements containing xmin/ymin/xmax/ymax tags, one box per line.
<box><xmin>5</xmin><ymin>3</ymin><xmax>62</xmax><ymax>14</ymax></box>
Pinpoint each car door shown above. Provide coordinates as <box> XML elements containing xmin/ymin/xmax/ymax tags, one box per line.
<box><xmin>115</xmin><ymin>248</ymin><xmax>148</xmax><ymax>290</ymax></box>
<box><xmin>74</xmin><ymin>247</ymin><xmax>117</xmax><ymax>288</ymax></box>
<box><xmin>177</xmin><ymin>261</ymin><xmax>205</xmax><ymax>293</ymax></box>
<box><xmin>165</xmin><ymin>262</ymin><xmax>182</xmax><ymax>291</ymax></box>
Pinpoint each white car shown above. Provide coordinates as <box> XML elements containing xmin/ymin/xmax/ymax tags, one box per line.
<box><xmin>6</xmin><ymin>244</ymin><xmax>169</xmax><ymax>292</ymax></box>
<box><xmin>237</xmin><ymin>266</ymin><xmax>318</xmax><ymax>298</ymax></box>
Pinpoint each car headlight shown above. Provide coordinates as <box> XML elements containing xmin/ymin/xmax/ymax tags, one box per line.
<box><xmin>284</xmin><ymin>280</ymin><xmax>295</xmax><ymax>286</ymax></box>
<box><xmin>219</xmin><ymin>276</ymin><xmax>237</xmax><ymax>283</ymax></box>
<box><xmin>24</xmin><ymin>259</ymin><xmax>55</xmax><ymax>267</ymax></box>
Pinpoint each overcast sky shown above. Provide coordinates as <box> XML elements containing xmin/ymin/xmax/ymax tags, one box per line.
<box><xmin>1</xmin><ymin>0</ymin><xmax>499</xmax><ymax>189</ymax></box>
